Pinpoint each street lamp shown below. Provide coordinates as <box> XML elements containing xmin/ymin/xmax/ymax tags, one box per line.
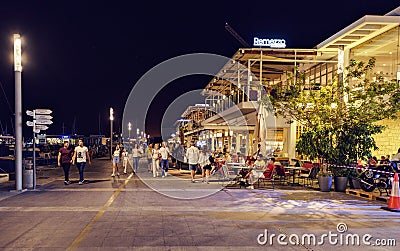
<box><xmin>128</xmin><ymin>122</ymin><xmax>132</xmax><ymax>139</ymax></box>
<box><xmin>109</xmin><ymin>107</ymin><xmax>114</xmax><ymax>160</ymax></box>
<box><xmin>14</xmin><ymin>34</ymin><xmax>23</xmax><ymax>191</ymax></box>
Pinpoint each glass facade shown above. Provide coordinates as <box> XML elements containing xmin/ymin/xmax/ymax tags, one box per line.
<box><xmin>350</xmin><ymin>27</ymin><xmax>399</xmax><ymax>83</ymax></box>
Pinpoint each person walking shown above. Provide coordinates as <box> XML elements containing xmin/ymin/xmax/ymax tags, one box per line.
<box><xmin>111</xmin><ymin>144</ymin><xmax>121</xmax><ymax>177</ymax></box>
<box><xmin>72</xmin><ymin>139</ymin><xmax>91</xmax><ymax>185</ymax></box>
<box><xmin>131</xmin><ymin>143</ymin><xmax>142</xmax><ymax>173</ymax></box>
<box><xmin>199</xmin><ymin>148</ymin><xmax>211</xmax><ymax>183</ymax></box>
<box><xmin>152</xmin><ymin>143</ymin><xmax>161</xmax><ymax>177</ymax></box>
<box><xmin>146</xmin><ymin>143</ymin><xmax>153</xmax><ymax>173</ymax></box>
<box><xmin>186</xmin><ymin>141</ymin><xmax>200</xmax><ymax>183</ymax></box>
<box><xmin>58</xmin><ymin>141</ymin><xmax>73</xmax><ymax>185</ymax></box>
<box><xmin>122</xmin><ymin>148</ymin><xmax>129</xmax><ymax>174</ymax></box>
<box><xmin>159</xmin><ymin>142</ymin><xmax>170</xmax><ymax>177</ymax></box>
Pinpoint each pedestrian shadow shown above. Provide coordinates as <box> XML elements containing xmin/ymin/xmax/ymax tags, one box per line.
<box><xmin>84</xmin><ymin>179</ymin><xmax>109</xmax><ymax>184</ymax></box>
<box><xmin>111</xmin><ymin>176</ymin><xmax>125</xmax><ymax>188</ymax></box>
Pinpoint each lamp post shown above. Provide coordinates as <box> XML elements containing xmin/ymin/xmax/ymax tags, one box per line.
<box><xmin>128</xmin><ymin>122</ymin><xmax>131</xmax><ymax>140</ymax></box>
<box><xmin>110</xmin><ymin>107</ymin><xmax>114</xmax><ymax>160</ymax></box>
<box><xmin>14</xmin><ymin>34</ymin><xmax>23</xmax><ymax>191</ymax></box>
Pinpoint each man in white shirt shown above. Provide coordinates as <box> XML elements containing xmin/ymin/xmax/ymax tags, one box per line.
<box><xmin>159</xmin><ymin>142</ymin><xmax>170</xmax><ymax>177</ymax></box>
<box><xmin>72</xmin><ymin>139</ymin><xmax>91</xmax><ymax>185</ymax></box>
<box><xmin>186</xmin><ymin>141</ymin><xmax>200</xmax><ymax>183</ymax></box>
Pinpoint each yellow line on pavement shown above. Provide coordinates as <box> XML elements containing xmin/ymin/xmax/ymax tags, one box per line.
<box><xmin>66</xmin><ymin>173</ymin><xmax>133</xmax><ymax>251</ymax></box>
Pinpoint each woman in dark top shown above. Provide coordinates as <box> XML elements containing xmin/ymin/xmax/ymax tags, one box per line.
<box><xmin>58</xmin><ymin>141</ymin><xmax>73</xmax><ymax>185</ymax></box>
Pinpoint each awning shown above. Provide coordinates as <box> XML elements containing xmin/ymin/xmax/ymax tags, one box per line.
<box><xmin>316</xmin><ymin>15</ymin><xmax>400</xmax><ymax>52</ymax></box>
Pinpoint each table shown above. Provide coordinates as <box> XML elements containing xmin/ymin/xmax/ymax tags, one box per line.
<box><xmin>284</xmin><ymin>166</ymin><xmax>304</xmax><ymax>185</ymax></box>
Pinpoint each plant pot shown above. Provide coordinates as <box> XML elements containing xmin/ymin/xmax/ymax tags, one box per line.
<box><xmin>318</xmin><ymin>176</ymin><xmax>332</xmax><ymax>192</ymax></box>
<box><xmin>334</xmin><ymin>176</ymin><xmax>348</xmax><ymax>192</ymax></box>
<box><xmin>349</xmin><ymin>177</ymin><xmax>361</xmax><ymax>189</ymax></box>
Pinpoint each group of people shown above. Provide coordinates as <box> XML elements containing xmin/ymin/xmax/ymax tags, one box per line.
<box><xmin>111</xmin><ymin>143</ymin><xmax>143</xmax><ymax>177</ymax></box>
<box><xmin>145</xmin><ymin>142</ymin><xmax>171</xmax><ymax>178</ymax></box>
<box><xmin>57</xmin><ymin>139</ymin><xmax>91</xmax><ymax>185</ymax></box>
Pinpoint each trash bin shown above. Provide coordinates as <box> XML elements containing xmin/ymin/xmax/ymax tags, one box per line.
<box><xmin>23</xmin><ymin>160</ymin><xmax>34</xmax><ymax>189</ymax></box>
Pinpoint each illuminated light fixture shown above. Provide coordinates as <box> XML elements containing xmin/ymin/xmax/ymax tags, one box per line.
<box><xmin>383</xmin><ymin>64</ymin><xmax>386</xmax><ymax>66</ymax></box>
<box><xmin>330</xmin><ymin>103</ymin><xmax>337</xmax><ymax>109</ymax></box>
<box><xmin>214</xmin><ymin>133</ymin><xmax>217</xmax><ymax>138</ymax></box>
<box><xmin>128</xmin><ymin>122</ymin><xmax>132</xmax><ymax>131</ymax></box>
<box><xmin>14</xmin><ymin>34</ymin><xmax>22</xmax><ymax>72</ymax></box>
<box><xmin>217</xmin><ymin>132</ymin><xmax>223</xmax><ymax>137</ymax></box>
<box><xmin>109</xmin><ymin>108</ymin><xmax>114</xmax><ymax>121</ymax></box>
<box><xmin>229</xmin><ymin>130</ymin><xmax>233</xmax><ymax>136</ymax></box>
<box><xmin>224</xmin><ymin>131</ymin><xmax>228</xmax><ymax>137</ymax></box>
<box><xmin>306</xmin><ymin>103</ymin><xmax>314</xmax><ymax>109</ymax></box>
<box><xmin>389</xmin><ymin>52</ymin><xmax>393</xmax><ymax>55</ymax></box>
<box><xmin>249</xmin><ymin>75</ymin><xmax>253</xmax><ymax>81</ymax></box>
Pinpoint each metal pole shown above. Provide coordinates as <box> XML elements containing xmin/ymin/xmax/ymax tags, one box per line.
<box><xmin>110</xmin><ymin>120</ymin><xmax>113</xmax><ymax>160</ymax></box>
<box><xmin>33</xmin><ymin>112</ymin><xmax>36</xmax><ymax>189</ymax></box>
<box><xmin>14</xmin><ymin>70</ymin><xmax>22</xmax><ymax>191</ymax></box>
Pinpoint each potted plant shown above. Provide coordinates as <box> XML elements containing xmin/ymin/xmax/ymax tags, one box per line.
<box><xmin>318</xmin><ymin>171</ymin><xmax>333</xmax><ymax>192</ymax></box>
<box><xmin>330</xmin><ymin>165</ymin><xmax>350</xmax><ymax>192</ymax></box>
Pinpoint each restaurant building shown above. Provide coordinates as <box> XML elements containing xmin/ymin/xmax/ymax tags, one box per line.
<box><xmin>178</xmin><ymin>6</ymin><xmax>400</xmax><ymax>158</ymax></box>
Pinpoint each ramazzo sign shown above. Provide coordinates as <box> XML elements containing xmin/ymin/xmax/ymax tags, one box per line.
<box><xmin>253</xmin><ymin>37</ymin><xmax>286</xmax><ymax>48</ymax></box>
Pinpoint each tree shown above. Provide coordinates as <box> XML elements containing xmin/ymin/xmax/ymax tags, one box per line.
<box><xmin>263</xmin><ymin>57</ymin><xmax>400</xmax><ymax>166</ymax></box>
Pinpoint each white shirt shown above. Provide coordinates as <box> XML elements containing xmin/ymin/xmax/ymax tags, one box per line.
<box><xmin>152</xmin><ymin>149</ymin><xmax>160</xmax><ymax>159</ymax></box>
<box><xmin>159</xmin><ymin>146</ymin><xmax>170</xmax><ymax>160</ymax></box>
<box><xmin>132</xmin><ymin>148</ymin><xmax>141</xmax><ymax>157</ymax></box>
<box><xmin>186</xmin><ymin>146</ymin><xmax>199</xmax><ymax>165</ymax></box>
<box><xmin>75</xmin><ymin>146</ymin><xmax>88</xmax><ymax>163</ymax></box>
<box><xmin>113</xmin><ymin>149</ymin><xmax>120</xmax><ymax>157</ymax></box>
<box><xmin>122</xmin><ymin>151</ymin><xmax>128</xmax><ymax>159</ymax></box>
<box><xmin>198</xmin><ymin>152</ymin><xmax>209</xmax><ymax>167</ymax></box>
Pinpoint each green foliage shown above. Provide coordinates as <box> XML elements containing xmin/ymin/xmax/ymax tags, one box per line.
<box><xmin>262</xmin><ymin>57</ymin><xmax>400</xmax><ymax>169</ymax></box>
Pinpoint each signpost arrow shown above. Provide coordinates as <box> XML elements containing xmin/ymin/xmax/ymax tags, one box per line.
<box><xmin>26</xmin><ymin>121</ymin><xmax>34</xmax><ymax>126</ymax></box>
<box><xmin>35</xmin><ymin>125</ymin><xmax>48</xmax><ymax>130</ymax></box>
<box><xmin>26</xmin><ymin>110</ymin><xmax>34</xmax><ymax>116</ymax></box>
<box><xmin>35</xmin><ymin>119</ymin><xmax>53</xmax><ymax>125</ymax></box>
<box><xmin>34</xmin><ymin>109</ymin><xmax>52</xmax><ymax>115</ymax></box>
<box><xmin>35</xmin><ymin>115</ymin><xmax>53</xmax><ymax>120</ymax></box>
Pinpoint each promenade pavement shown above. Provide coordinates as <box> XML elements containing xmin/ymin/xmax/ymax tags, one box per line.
<box><xmin>0</xmin><ymin>157</ymin><xmax>399</xmax><ymax>250</ymax></box>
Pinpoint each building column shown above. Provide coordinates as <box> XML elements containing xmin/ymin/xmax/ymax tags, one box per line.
<box><xmin>287</xmin><ymin>121</ymin><xmax>297</xmax><ymax>159</ymax></box>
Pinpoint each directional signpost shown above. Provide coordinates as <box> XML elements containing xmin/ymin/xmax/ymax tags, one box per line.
<box><xmin>26</xmin><ymin>109</ymin><xmax>53</xmax><ymax>189</ymax></box>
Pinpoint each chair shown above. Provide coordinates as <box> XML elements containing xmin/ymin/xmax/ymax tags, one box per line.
<box><xmin>274</xmin><ymin>165</ymin><xmax>291</xmax><ymax>185</ymax></box>
<box><xmin>298</xmin><ymin>166</ymin><xmax>319</xmax><ymax>187</ymax></box>
<box><xmin>257</xmin><ymin>169</ymin><xmax>274</xmax><ymax>189</ymax></box>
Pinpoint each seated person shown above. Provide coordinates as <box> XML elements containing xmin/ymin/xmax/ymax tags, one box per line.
<box><xmin>223</xmin><ymin>152</ymin><xmax>231</xmax><ymax>163</ymax></box>
<box><xmin>243</xmin><ymin>167</ymin><xmax>261</xmax><ymax>189</ymax></box>
<box><xmin>265</xmin><ymin>157</ymin><xmax>276</xmax><ymax>173</ymax></box>
<box><xmin>237</xmin><ymin>154</ymin><xmax>246</xmax><ymax>165</ymax></box>
<box><xmin>231</xmin><ymin>152</ymin><xmax>238</xmax><ymax>162</ymax></box>
<box><xmin>253</xmin><ymin>154</ymin><xmax>266</xmax><ymax>170</ymax></box>
<box><xmin>368</xmin><ymin>156</ymin><xmax>378</xmax><ymax>167</ymax></box>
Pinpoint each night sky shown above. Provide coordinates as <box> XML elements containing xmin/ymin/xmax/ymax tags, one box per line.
<box><xmin>0</xmin><ymin>0</ymin><xmax>399</xmax><ymax>138</ymax></box>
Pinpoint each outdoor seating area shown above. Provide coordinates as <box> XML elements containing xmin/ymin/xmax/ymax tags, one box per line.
<box><xmin>223</xmin><ymin>158</ymin><xmax>320</xmax><ymax>190</ymax></box>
